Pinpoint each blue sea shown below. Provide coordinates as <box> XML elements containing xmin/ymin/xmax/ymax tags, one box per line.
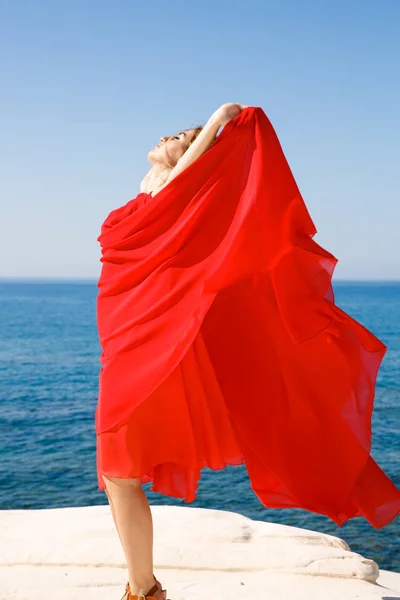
<box><xmin>0</xmin><ymin>280</ymin><xmax>399</xmax><ymax>571</ymax></box>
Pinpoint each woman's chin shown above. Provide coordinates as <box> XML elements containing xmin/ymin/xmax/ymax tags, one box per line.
<box><xmin>147</xmin><ymin>148</ymin><xmax>162</xmax><ymax>162</ymax></box>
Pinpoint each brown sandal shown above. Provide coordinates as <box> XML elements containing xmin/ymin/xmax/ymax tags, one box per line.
<box><xmin>122</xmin><ymin>575</ymin><xmax>167</xmax><ymax>600</ymax></box>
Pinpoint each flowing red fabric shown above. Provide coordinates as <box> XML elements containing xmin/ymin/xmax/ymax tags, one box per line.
<box><xmin>95</xmin><ymin>106</ymin><xmax>400</xmax><ymax>528</ymax></box>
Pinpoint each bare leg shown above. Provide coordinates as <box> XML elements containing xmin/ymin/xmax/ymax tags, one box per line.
<box><xmin>102</xmin><ymin>475</ymin><xmax>155</xmax><ymax>596</ymax></box>
<box><xmin>105</xmin><ymin>488</ymin><xmax>121</xmax><ymax>537</ymax></box>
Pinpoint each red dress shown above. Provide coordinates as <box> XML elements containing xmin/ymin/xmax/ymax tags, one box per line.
<box><xmin>95</xmin><ymin>106</ymin><xmax>400</xmax><ymax>528</ymax></box>
<box><xmin>96</xmin><ymin>328</ymin><xmax>244</xmax><ymax>501</ymax></box>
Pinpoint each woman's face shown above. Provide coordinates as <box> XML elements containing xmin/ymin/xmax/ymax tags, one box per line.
<box><xmin>147</xmin><ymin>128</ymin><xmax>198</xmax><ymax>168</ymax></box>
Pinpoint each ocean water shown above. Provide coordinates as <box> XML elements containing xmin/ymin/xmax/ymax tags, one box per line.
<box><xmin>0</xmin><ymin>280</ymin><xmax>399</xmax><ymax>571</ymax></box>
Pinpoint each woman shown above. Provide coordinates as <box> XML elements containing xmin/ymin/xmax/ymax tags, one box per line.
<box><xmin>96</xmin><ymin>103</ymin><xmax>400</xmax><ymax>600</ymax></box>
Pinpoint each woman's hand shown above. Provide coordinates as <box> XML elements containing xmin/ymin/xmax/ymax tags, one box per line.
<box><xmin>211</xmin><ymin>103</ymin><xmax>247</xmax><ymax>127</ymax></box>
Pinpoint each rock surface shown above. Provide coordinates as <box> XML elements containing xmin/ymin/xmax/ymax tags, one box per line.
<box><xmin>0</xmin><ymin>504</ymin><xmax>399</xmax><ymax>599</ymax></box>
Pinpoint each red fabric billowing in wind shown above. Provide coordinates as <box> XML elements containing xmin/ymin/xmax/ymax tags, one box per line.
<box><xmin>95</xmin><ymin>106</ymin><xmax>400</xmax><ymax>528</ymax></box>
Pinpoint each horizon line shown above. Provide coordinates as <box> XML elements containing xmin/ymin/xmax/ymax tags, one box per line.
<box><xmin>0</xmin><ymin>276</ymin><xmax>399</xmax><ymax>283</ymax></box>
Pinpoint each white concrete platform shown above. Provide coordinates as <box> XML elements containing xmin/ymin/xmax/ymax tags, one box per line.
<box><xmin>0</xmin><ymin>504</ymin><xmax>399</xmax><ymax>599</ymax></box>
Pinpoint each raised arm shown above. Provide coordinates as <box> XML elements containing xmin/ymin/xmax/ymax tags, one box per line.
<box><xmin>163</xmin><ymin>115</ymin><xmax>220</xmax><ymax>186</ymax></box>
<box><xmin>152</xmin><ymin>103</ymin><xmax>246</xmax><ymax>195</ymax></box>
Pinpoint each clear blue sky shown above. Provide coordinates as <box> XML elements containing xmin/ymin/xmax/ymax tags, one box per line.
<box><xmin>1</xmin><ymin>0</ymin><xmax>399</xmax><ymax>279</ymax></box>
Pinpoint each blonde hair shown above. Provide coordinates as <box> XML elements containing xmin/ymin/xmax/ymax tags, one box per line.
<box><xmin>163</xmin><ymin>125</ymin><xmax>218</xmax><ymax>169</ymax></box>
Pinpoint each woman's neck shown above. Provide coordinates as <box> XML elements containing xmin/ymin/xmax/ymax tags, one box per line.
<box><xmin>140</xmin><ymin>165</ymin><xmax>171</xmax><ymax>194</ymax></box>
